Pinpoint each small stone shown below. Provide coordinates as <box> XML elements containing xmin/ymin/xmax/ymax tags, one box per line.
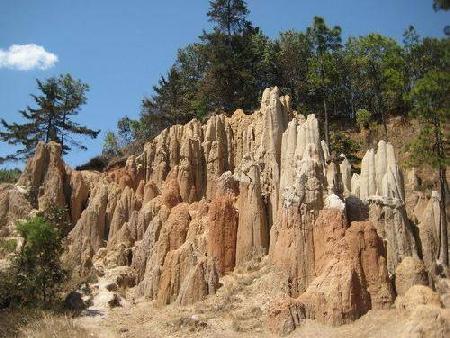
<box><xmin>108</xmin><ymin>293</ymin><xmax>121</xmax><ymax>308</ymax></box>
<box><xmin>106</xmin><ymin>282</ymin><xmax>118</xmax><ymax>292</ymax></box>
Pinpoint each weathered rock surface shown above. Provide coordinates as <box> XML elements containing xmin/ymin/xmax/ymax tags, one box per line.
<box><xmin>368</xmin><ymin>197</ymin><xmax>416</xmax><ymax>275</ymax></box>
<box><xmin>296</xmin><ymin>214</ymin><xmax>394</xmax><ymax>326</ymax></box>
<box><xmin>395</xmin><ymin>256</ymin><xmax>429</xmax><ymax>296</ymax></box>
<box><xmin>1</xmin><ymin>87</ymin><xmax>447</xmax><ymax>335</ymax></box>
<box><xmin>267</xmin><ymin>295</ymin><xmax>306</xmax><ymax>336</ymax></box>
<box><xmin>17</xmin><ymin>141</ymin><xmax>67</xmax><ymax>210</ymax></box>
<box><xmin>0</xmin><ymin>184</ymin><xmax>32</xmax><ymax>236</ymax></box>
<box><xmin>207</xmin><ymin>192</ymin><xmax>238</xmax><ymax>275</ymax></box>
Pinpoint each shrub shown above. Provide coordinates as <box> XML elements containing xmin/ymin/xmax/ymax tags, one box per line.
<box><xmin>356</xmin><ymin>109</ymin><xmax>372</xmax><ymax>130</ymax></box>
<box><xmin>0</xmin><ymin>168</ymin><xmax>21</xmax><ymax>183</ymax></box>
<box><xmin>0</xmin><ymin>238</ymin><xmax>17</xmax><ymax>255</ymax></box>
<box><xmin>5</xmin><ymin>216</ymin><xmax>67</xmax><ymax>308</ymax></box>
<box><xmin>0</xmin><ymin>269</ymin><xmax>15</xmax><ymax>309</ymax></box>
<box><xmin>75</xmin><ymin>155</ymin><xmax>108</xmax><ymax>171</ymax></box>
<box><xmin>330</xmin><ymin>131</ymin><xmax>361</xmax><ymax>163</ymax></box>
<box><xmin>102</xmin><ymin>131</ymin><xmax>121</xmax><ymax>158</ymax></box>
<box><xmin>38</xmin><ymin>206</ymin><xmax>72</xmax><ymax>238</ymax></box>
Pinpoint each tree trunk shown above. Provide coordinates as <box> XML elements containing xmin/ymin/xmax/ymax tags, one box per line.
<box><xmin>320</xmin><ymin>57</ymin><xmax>329</xmax><ymax>146</ymax></box>
<box><xmin>376</xmin><ymin>91</ymin><xmax>388</xmax><ymax>137</ymax></box>
<box><xmin>46</xmin><ymin>118</ymin><xmax>52</xmax><ymax>143</ymax></box>
<box><xmin>434</xmin><ymin>111</ymin><xmax>448</xmax><ymax>267</ymax></box>
<box><xmin>323</xmin><ymin>98</ymin><xmax>329</xmax><ymax>146</ymax></box>
<box><xmin>61</xmin><ymin>111</ymin><xmax>66</xmax><ymax>154</ymax></box>
<box><xmin>438</xmin><ymin>166</ymin><xmax>448</xmax><ymax>267</ymax></box>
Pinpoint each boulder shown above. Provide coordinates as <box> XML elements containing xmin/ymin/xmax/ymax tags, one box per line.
<box><xmin>64</xmin><ymin>291</ymin><xmax>87</xmax><ymax>311</ymax></box>
<box><xmin>266</xmin><ymin>296</ymin><xmax>306</xmax><ymax>336</ymax></box>
<box><xmin>396</xmin><ymin>285</ymin><xmax>441</xmax><ymax>312</ymax></box>
<box><xmin>395</xmin><ymin>256</ymin><xmax>429</xmax><ymax>296</ymax></box>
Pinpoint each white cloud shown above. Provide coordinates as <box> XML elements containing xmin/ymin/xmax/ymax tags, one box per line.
<box><xmin>0</xmin><ymin>44</ymin><xmax>58</xmax><ymax>70</ymax></box>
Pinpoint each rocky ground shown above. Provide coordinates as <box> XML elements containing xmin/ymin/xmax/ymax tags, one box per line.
<box><xmin>72</xmin><ymin>257</ymin><xmax>450</xmax><ymax>337</ymax></box>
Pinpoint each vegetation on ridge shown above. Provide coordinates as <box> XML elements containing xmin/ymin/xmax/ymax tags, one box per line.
<box><xmin>0</xmin><ymin>168</ymin><xmax>21</xmax><ymax>183</ymax></box>
<box><xmin>102</xmin><ymin>0</ymin><xmax>449</xmax><ymax>163</ymax></box>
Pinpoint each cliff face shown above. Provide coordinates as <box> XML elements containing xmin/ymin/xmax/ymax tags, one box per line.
<box><xmin>1</xmin><ymin>87</ymin><xmax>448</xmax><ymax>331</ymax></box>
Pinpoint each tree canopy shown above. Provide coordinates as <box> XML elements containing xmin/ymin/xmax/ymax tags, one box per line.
<box><xmin>103</xmin><ymin>2</ymin><xmax>448</xmax><ymax>159</ymax></box>
<box><xmin>0</xmin><ymin>74</ymin><xmax>99</xmax><ymax>163</ymax></box>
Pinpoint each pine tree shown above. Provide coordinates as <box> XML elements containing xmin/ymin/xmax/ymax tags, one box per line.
<box><xmin>434</xmin><ymin>0</ymin><xmax>450</xmax><ymax>10</ymax></box>
<box><xmin>200</xmin><ymin>0</ymin><xmax>261</xmax><ymax>111</ymax></box>
<box><xmin>0</xmin><ymin>74</ymin><xmax>99</xmax><ymax>163</ymax></box>
<box><xmin>306</xmin><ymin>16</ymin><xmax>342</xmax><ymax>146</ymax></box>
<box><xmin>207</xmin><ymin>0</ymin><xmax>249</xmax><ymax>36</ymax></box>
<box><xmin>408</xmin><ymin>70</ymin><xmax>450</xmax><ymax>267</ymax></box>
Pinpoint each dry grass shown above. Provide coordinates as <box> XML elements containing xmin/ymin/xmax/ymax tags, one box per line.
<box><xmin>0</xmin><ymin>308</ymin><xmax>95</xmax><ymax>338</ymax></box>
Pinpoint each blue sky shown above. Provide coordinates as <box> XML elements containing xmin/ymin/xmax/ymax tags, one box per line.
<box><xmin>1</xmin><ymin>0</ymin><xmax>448</xmax><ymax>168</ymax></box>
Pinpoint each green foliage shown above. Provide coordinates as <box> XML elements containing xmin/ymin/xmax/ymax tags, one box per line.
<box><xmin>277</xmin><ymin>30</ymin><xmax>310</xmax><ymax>107</ymax></box>
<box><xmin>38</xmin><ymin>206</ymin><xmax>72</xmax><ymax>238</ymax></box>
<box><xmin>345</xmin><ymin>34</ymin><xmax>406</xmax><ymax>128</ymax></box>
<box><xmin>112</xmin><ymin>6</ymin><xmax>448</xmax><ymax>148</ymax></box>
<box><xmin>207</xmin><ymin>0</ymin><xmax>250</xmax><ymax>36</ymax></box>
<box><xmin>1</xmin><ymin>216</ymin><xmax>67</xmax><ymax>308</ymax></box>
<box><xmin>192</xmin><ymin>96</ymin><xmax>209</xmax><ymax>120</ymax></box>
<box><xmin>102</xmin><ymin>131</ymin><xmax>121</xmax><ymax>158</ymax></box>
<box><xmin>406</xmin><ymin>70</ymin><xmax>450</xmax><ymax>169</ymax></box>
<box><xmin>0</xmin><ymin>74</ymin><xmax>99</xmax><ymax>163</ymax></box>
<box><xmin>356</xmin><ymin>109</ymin><xmax>372</xmax><ymax>129</ymax></box>
<box><xmin>0</xmin><ymin>168</ymin><xmax>21</xmax><ymax>183</ymax></box>
<box><xmin>0</xmin><ymin>238</ymin><xmax>17</xmax><ymax>255</ymax></box>
<box><xmin>116</xmin><ymin>116</ymin><xmax>140</xmax><ymax>147</ymax></box>
<box><xmin>330</xmin><ymin>131</ymin><xmax>360</xmax><ymax>163</ymax></box>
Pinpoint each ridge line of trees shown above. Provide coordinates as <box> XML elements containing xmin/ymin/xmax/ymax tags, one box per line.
<box><xmin>103</xmin><ymin>1</ymin><xmax>448</xmax><ymax>156</ymax></box>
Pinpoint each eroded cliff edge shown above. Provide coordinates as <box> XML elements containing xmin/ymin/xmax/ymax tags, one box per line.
<box><xmin>1</xmin><ymin>87</ymin><xmax>449</xmax><ymax>335</ymax></box>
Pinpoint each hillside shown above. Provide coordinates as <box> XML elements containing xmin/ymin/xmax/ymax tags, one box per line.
<box><xmin>0</xmin><ymin>87</ymin><xmax>449</xmax><ymax>337</ymax></box>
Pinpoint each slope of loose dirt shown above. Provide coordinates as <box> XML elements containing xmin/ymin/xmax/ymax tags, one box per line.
<box><xmin>73</xmin><ymin>257</ymin><xmax>441</xmax><ymax>338</ymax></box>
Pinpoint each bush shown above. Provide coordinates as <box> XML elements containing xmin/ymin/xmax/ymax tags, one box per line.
<box><xmin>0</xmin><ymin>168</ymin><xmax>21</xmax><ymax>183</ymax></box>
<box><xmin>1</xmin><ymin>216</ymin><xmax>67</xmax><ymax>308</ymax></box>
<box><xmin>356</xmin><ymin>109</ymin><xmax>372</xmax><ymax>130</ymax></box>
<box><xmin>38</xmin><ymin>206</ymin><xmax>72</xmax><ymax>238</ymax></box>
<box><xmin>102</xmin><ymin>131</ymin><xmax>121</xmax><ymax>158</ymax></box>
<box><xmin>0</xmin><ymin>238</ymin><xmax>17</xmax><ymax>255</ymax></box>
<box><xmin>330</xmin><ymin>131</ymin><xmax>361</xmax><ymax>163</ymax></box>
<box><xmin>75</xmin><ymin>155</ymin><xmax>108</xmax><ymax>171</ymax></box>
<box><xmin>0</xmin><ymin>269</ymin><xmax>15</xmax><ymax>309</ymax></box>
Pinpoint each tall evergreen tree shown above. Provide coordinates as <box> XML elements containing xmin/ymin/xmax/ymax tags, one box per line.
<box><xmin>0</xmin><ymin>74</ymin><xmax>99</xmax><ymax>163</ymax></box>
<box><xmin>408</xmin><ymin>70</ymin><xmax>450</xmax><ymax>267</ymax></box>
<box><xmin>306</xmin><ymin>16</ymin><xmax>342</xmax><ymax>145</ymax></box>
<box><xmin>207</xmin><ymin>0</ymin><xmax>250</xmax><ymax>36</ymax></box>
<box><xmin>276</xmin><ymin>30</ymin><xmax>311</xmax><ymax>110</ymax></box>
<box><xmin>345</xmin><ymin>34</ymin><xmax>405</xmax><ymax>134</ymax></box>
<box><xmin>200</xmin><ymin>0</ymin><xmax>259</xmax><ymax>111</ymax></box>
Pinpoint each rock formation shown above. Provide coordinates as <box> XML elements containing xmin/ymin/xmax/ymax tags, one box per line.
<box><xmin>0</xmin><ymin>87</ymin><xmax>448</xmax><ymax>334</ymax></box>
<box><xmin>348</xmin><ymin>141</ymin><xmax>417</xmax><ymax>275</ymax></box>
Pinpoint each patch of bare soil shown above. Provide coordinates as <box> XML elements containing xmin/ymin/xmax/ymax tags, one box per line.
<box><xmin>73</xmin><ymin>257</ymin><xmax>431</xmax><ymax>338</ymax></box>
